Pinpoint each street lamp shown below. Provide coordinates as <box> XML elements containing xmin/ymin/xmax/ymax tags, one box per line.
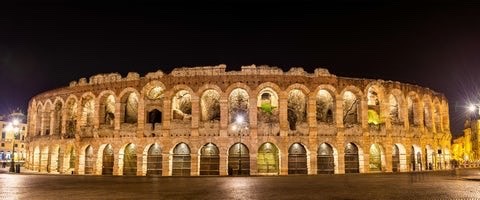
<box><xmin>235</xmin><ymin>115</ymin><xmax>247</xmax><ymax>175</ymax></box>
<box><xmin>5</xmin><ymin>119</ymin><xmax>20</xmax><ymax>173</ymax></box>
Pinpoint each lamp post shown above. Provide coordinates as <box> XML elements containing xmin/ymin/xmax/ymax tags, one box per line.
<box><xmin>6</xmin><ymin>119</ymin><xmax>20</xmax><ymax>173</ymax></box>
<box><xmin>235</xmin><ymin>115</ymin><xmax>247</xmax><ymax>175</ymax></box>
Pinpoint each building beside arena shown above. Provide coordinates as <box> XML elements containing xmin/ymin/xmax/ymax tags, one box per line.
<box><xmin>26</xmin><ymin>65</ymin><xmax>452</xmax><ymax>176</ymax></box>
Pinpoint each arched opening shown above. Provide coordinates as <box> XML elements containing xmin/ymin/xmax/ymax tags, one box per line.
<box><xmin>147</xmin><ymin>109</ymin><xmax>162</xmax><ymax>130</ymax></box>
<box><xmin>389</xmin><ymin>94</ymin><xmax>401</xmax><ymax>124</ymax></box>
<box><xmin>123</xmin><ymin>143</ymin><xmax>137</xmax><ymax>176</ymax></box>
<box><xmin>228</xmin><ymin>143</ymin><xmax>250</xmax><ymax>176</ymax></box>
<box><xmin>53</xmin><ymin>101</ymin><xmax>63</xmax><ymax>135</ymax></box>
<box><xmin>411</xmin><ymin>145</ymin><xmax>422</xmax><ymax>171</ymax></box>
<box><xmin>316</xmin><ymin>90</ymin><xmax>334</xmax><ymax>124</ymax></box>
<box><xmin>68</xmin><ymin>147</ymin><xmax>76</xmax><ymax>171</ymax></box>
<box><xmin>33</xmin><ymin>146</ymin><xmax>40</xmax><ymax>171</ymax></box>
<box><xmin>99</xmin><ymin>94</ymin><xmax>115</xmax><ymax>126</ymax></box>
<box><xmin>369</xmin><ymin>144</ymin><xmax>383</xmax><ymax>172</ymax></box>
<box><xmin>423</xmin><ymin>101</ymin><xmax>432</xmax><ymax>130</ymax></box>
<box><xmin>44</xmin><ymin>103</ymin><xmax>52</xmax><ymax>135</ymax></box>
<box><xmin>147</xmin><ymin>143</ymin><xmax>162</xmax><ymax>176</ymax></box>
<box><xmin>102</xmin><ymin>144</ymin><xmax>114</xmax><ymax>175</ymax></box>
<box><xmin>201</xmin><ymin>89</ymin><xmax>220</xmax><ymax>122</ymax></box>
<box><xmin>257</xmin><ymin>88</ymin><xmax>279</xmax><ymax>136</ymax></box>
<box><xmin>81</xmin><ymin>96</ymin><xmax>95</xmax><ymax>127</ymax></box>
<box><xmin>343</xmin><ymin>91</ymin><xmax>359</xmax><ymax>126</ymax></box>
<box><xmin>367</xmin><ymin>87</ymin><xmax>381</xmax><ymax>126</ymax></box>
<box><xmin>425</xmin><ymin>145</ymin><xmax>434</xmax><ymax>170</ymax></box>
<box><xmin>257</xmin><ymin>142</ymin><xmax>279</xmax><ymax>175</ymax></box>
<box><xmin>84</xmin><ymin>145</ymin><xmax>94</xmax><ymax>175</ymax></box>
<box><xmin>392</xmin><ymin>145</ymin><xmax>400</xmax><ymax>172</ymax></box>
<box><xmin>288</xmin><ymin>143</ymin><xmax>307</xmax><ymax>174</ymax></box>
<box><xmin>172</xmin><ymin>143</ymin><xmax>191</xmax><ymax>176</ymax></box>
<box><xmin>172</xmin><ymin>90</ymin><xmax>192</xmax><ymax>120</ymax></box>
<box><xmin>434</xmin><ymin>105</ymin><xmax>442</xmax><ymax>132</ymax></box>
<box><xmin>317</xmin><ymin>143</ymin><xmax>334</xmax><ymax>174</ymax></box>
<box><xmin>344</xmin><ymin>143</ymin><xmax>359</xmax><ymax>174</ymax></box>
<box><xmin>229</xmin><ymin>88</ymin><xmax>249</xmax><ymax>124</ymax></box>
<box><xmin>200</xmin><ymin>143</ymin><xmax>220</xmax><ymax>175</ymax></box>
<box><xmin>121</xmin><ymin>92</ymin><xmax>138</xmax><ymax>123</ymax></box>
<box><xmin>287</xmin><ymin>89</ymin><xmax>307</xmax><ymax>131</ymax></box>
<box><xmin>65</xmin><ymin>99</ymin><xmax>77</xmax><ymax>138</ymax></box>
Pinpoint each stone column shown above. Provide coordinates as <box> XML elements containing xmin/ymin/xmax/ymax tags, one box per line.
<box><xmin>219</xmin><ymin>150</ymin><xmax>228</xmax><ymax>176</ymax></box>
<box><xmin>279</xmin><ymin>93</ymin><xmax>289</xmax><ymax>136</ymax></box>
<box><xmin>249</xmin><ymin>96</ymin><xmax>257</xmax><ymax>138</ymax></box>
<box><xmin>137</xmin><ymin>97</ymin><xmax>145</xmax><ymax>137</ymax></box>
<box><xmin>336</xmin><ymin>137</ymin><xmax>345</xmax><ymax>174</ymax></box>
<box><xmin>279</xmin><ymin>145</ymin><xmax>288</xmax><ymax>175</ymax></box>
<box><xmin>61</xmin><ymin>107</ymin><xmax>68</xmax><ymax>138</ymax></box>
<box><xmin>219</xmin><ymin>98</ymin><xmax>228</xmax><ymax>137</ymax></box>
<box><xmin>335</xmin><ymin>96</ymin><xmax>344</xmax><ymax>129</ymax></box>
<box><xmin>191</xmin><ymin>96</ymin><xmax>200</xmax><ymax>137</ymax></box>
<box><xmin>114</xmin><ymin>102</ymin><xmax>122</xmax><ymax>137</ymax></box>
<box><xmin>190</xmin><ymin>153</ymin><xmax>199</xmax><ymax>176</ymax></box>
<box><xmin>309</xmin><ymin>150</ymin><xmax>318</xmax><ymax>175</ymax></box>
<box><xmin>162</xmin><ymin>99</ymin><xmax>172</xmax><ymax>137</ymax></box>
<box><xmin>162</xmin><ymin>153</ymin><xmax>170</xmax><ymax>176</ymax></box>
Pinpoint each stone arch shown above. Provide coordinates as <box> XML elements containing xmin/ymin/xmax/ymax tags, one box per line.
<box><xmin>171</xmin><ymin>87</ymin><xmax>193</xmax><ymax>121</ymax></box>
<box><xmin>65</xmin><ymin>96</ymin><xmax>78</xmax><ymax>138</ymax></box>
<box><xmin>288</xmin><ymin>142</ymin><xmax>308</xmax><ymax>174</ymax></box>
<box><xmin>368</xmin><ymin>143</ymin><xmax>386</xmax><ymax>172</ymax></box>
<box><xmin>407</xmin><ymin>91</ymin><xmax>421</xmax><ymax>126</ymax></box>
<box><xmin>228</xmin><ymin>87</ymin><xmax>250</xmax><ymax>124</ymax></box>
<box><xmin>392</xmin><ymin>143</ymin><xmax>407</xmax><ymax>172</ymax></box>
<box><xmin>48</xmin><ymin>144</ymin><xmax>60</xmax><ymax>173</ymax></box>
<box><xmin>64</xmin><ymin>145</ymin><xmax>76</xmax><ymax>174</ymax></box>
<box><xmin>34</xmin><ymin>103</ymin><xmax>44</xmax><ymax>136</ymax></box>
<box><xmin>433</xmin><ymin>98</ymin><xmax>442</xmax><ymax>132</ymax></box>
<box><xmin>199</xmin><ymin>143</ymin><xmax>220</xmax><ymax>175</ymax></box>
<box><xmin>200</xmin><ymin>89</ymin><xmax>221</xmax><ymax>122</ymax></box>
<box><xmin>43</xmin><ymin>100</ymin><xmax>53</xmax><ymax>135</ymax></box>
<box><xmin>257</xmin><ymin>142</ymin><xmax>280</xmax><ymax>175</ymax></box>
<box><xmin>387</xmin><ymin>89</ymin><xmax>405</xmax><ymax>125</ymax></box>
<box><xmin>97</xmin><ymin>90</ymin><xmax>116</xmax><ymax>126</ymax></box>
<box><xmin>119</xmin><ymin>143</ymin><xmax>137</xmax><ymax>176</ymax></box>
<box><xmin>40</xmin><ymin>145</ymin><xmax>49</xmax><ymax>172</ymax></box>
<box><xmin>228</xmin><ymin>142</ymin><xmax>250</xmax><ymax>176</ymax></box>
<box><xmin>315</xmin><ymin>85</ymin><xmax>337</xmax><ymax>124</ymax></box>
<box><xmin>143</xmin><ymin>143</ymin><xmax>162</xmax><ymax>176</ymax></box>
<box><xmin>317</xmin><ymin>142</ymin><xmax>338</xmax><ymax>174</ymax></box>
<box><xmin>411</xmin><ymin>144</ymin><xmax>422</xmax><ymax>171</ymax></box>
<box><xmin>33</xmin><ymin>145</ymin><xmax>40</xmax><ymax>171</ymax></box>
<box><xmin>118</xmin><ymin>87</ymin><xmax>140</xmax><ymax>124</ymax></box>
<box><xmin>425</xmin><ymin>144</ymin><xmax>435</xmax><ymax>170</ymax></box>
<box><xmin>141</xmin><ymin>80</ymin><xmax>167</xmax><ymax>99</ymax></box>
<box><xmin>52</xmin><ymin>98</ymin><xmax>64</xmax><ymax>135</ymax></box>
<box><xmin>100</xmin><ymin>144</ymin><xmax>114</xmax><ymax>175</ymax></box>
<box><xmin>79</xmin><ymin>144</ymin><xmax>94</xmax><ymax>175</ymax></box>
<box><xmin>365</xmin><ymin>83</ymin><xmax>386</xmax><ymax>126</ymax></box>
<box><xmin>287</xmin><ymin>88</ymin><xmax>308</xmax><ymax>131</ymax></box>
<box><xmin>80</xmin><ymin>92</ymin><xmax>96</xmax><ymax>127</ymax></box>
<box><xmin>256</xmin><ymin>85</ymin><xmax>281</xmax><ymax>136</ymax></box>
<box><xmin>171</xmin><ymin>142</ymin><xmax>191</xmax><ymax>176</ymax></box>
<box><xmin>422</xmin><ymin>95</ymin><xmax>433</xmax><ymax>130</ymax></box>
<box><xmin>344</xmin><ymin>142</ymin><xmax>365</xmax><ymax>173</ymax></box>
<box><xmin>340</xmin><ymin>86</ymin><xmax>363</xmax><ymax>126</ymax></box>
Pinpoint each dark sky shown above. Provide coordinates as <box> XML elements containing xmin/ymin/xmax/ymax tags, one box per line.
<box><xmin>1</xmin><ymin>1</ymin><xmax>480</xmax><ymax>136</ymax></box>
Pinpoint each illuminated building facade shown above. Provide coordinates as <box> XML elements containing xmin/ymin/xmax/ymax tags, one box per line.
<box><xmin>25</xmin><ymin>65</ymin><xmax>452</xmax><ymax>175</ymax></box>
<box><xmin>0</xmin><ymin>112</ymin><xmax>27</xmax><ymax>166</ymax></box>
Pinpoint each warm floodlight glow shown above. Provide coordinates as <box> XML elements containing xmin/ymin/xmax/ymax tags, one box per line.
<box><xmin>236</xmin><ymin>115</ymin><xmax>244</xmax><ymax>124</ymax></box>
<box><xmin>12</xmin><ymin>119</ymin><xmax>19</xmax><ymax>126</ymax></box>
<box><xmin>469</xmin><ymin>104</ymin><xmax>476</xmax><ymax>112</ymax></box>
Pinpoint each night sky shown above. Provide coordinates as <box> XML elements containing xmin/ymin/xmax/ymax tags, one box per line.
<box><xmin>1</xmin><ymin>1</ymin><xmax>480</xmax><ymax>136</ymax></box>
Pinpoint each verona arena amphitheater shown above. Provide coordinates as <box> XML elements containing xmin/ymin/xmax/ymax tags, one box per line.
<box><xmin>25</xmin><ymin>64</ymin><xmax>452</xmax><ymax>176</ymax></box>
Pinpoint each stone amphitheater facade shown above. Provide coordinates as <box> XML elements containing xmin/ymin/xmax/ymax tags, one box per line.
<box><xmin>25</xmin><ymin>65</ymin><xmax>452</xmax><ymax>176</ymax></box>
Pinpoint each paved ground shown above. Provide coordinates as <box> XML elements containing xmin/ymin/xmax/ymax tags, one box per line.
<box><xmin>1</xmin><ymin>168</ymin><xmax>480</xmax><ymax>200</ymax></box>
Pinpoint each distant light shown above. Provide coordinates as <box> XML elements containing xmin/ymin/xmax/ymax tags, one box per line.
<box><xmin>469</xmin><ymin>104</ymin><xmax>476</xmax><ymax>112</ymax></box>
<box><xmin>12</xmin><ymin>119</ymin><xmax>19</xmax><ymax>126</ymax></box>
<box><xmin>236</xmin><ymin>115</ymin><xmax>244</xmax><ymax>123</ymax></box>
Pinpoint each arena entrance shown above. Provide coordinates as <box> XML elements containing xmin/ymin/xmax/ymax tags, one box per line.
<box><xmin>257</xmin><ymin>142</ymin><xmax>279</xmax><ymax>175</ymax></box>
<box><xmin>123</xmin><ymin>143</ymin><xmax>137</xmax><ymax>176</ymax></box>
<box><xmin>228</xmin><ymin>143</ymin><xmax>250</xmax><ymax>176</ymax></box>
<box><xmin>172</xmin><ymin>143</ymin><xmax>191</xmax><ymax>176</ymax></box>
<box><xmin>200</xmin><ymin>143</ymin><xmax>220</xmax><ymax>175</ymax></box>
<box><xmin>392</xmin><ymin>145</ymin><xmax>400</xmax><ymax>172</ymax></box>
<box><xmin>85</xmin><ymin>145</ymin><xmax>94</xmax><ymax>175</ymax></box>
<box><xmin>147</xmin><ymin>144</ymin><xmax>162</xmax><ymax>176</ymax></box>
<box><xmin>317</xmin><ymin>143</ymin><xmax>334</xmax><ymax>174</ymax></box>
<box><xmin>369</xmin><ymin>144</ymin><xmax>383</xmax><ymax>172</ymax></box>
<box><xmin>102</xmin><ymin>144</ymin><xmax>114</xmax><ymax>175</ymax></box>
<box><xmin>344</xmin><ymin>143</ymin><xmax>359</xmax><ymax>174</ymax></box>
<box><xmin>288</xmin><ymin>143</ymin><xmax>307</xmax><ymax>175</ymax></box>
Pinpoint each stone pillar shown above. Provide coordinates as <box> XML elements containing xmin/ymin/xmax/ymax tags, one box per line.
<box><xmin>384</xmin><ymin>139</ymin><xmax>393</xmax><ymax>172</ymax></box>
<box><xmin>280</xmin><ymin>146</ymin><xmax>288</xmax><ymax>175</ymax></box>
<box><xmin>307</xmin><ymin>97</ymin><xmax>317</xmax><ymax>137</ymax></box>
<box><xmin>279</xmin><ymin>93</ymin><xmax>289</xmax><ymax>136</ymax></box>
<box><xmin>137</xmin><ymin>152</ymin><xmax>143</xmax><ymax>176</ymax></box>
<box><xmin>190</xmin><ymin>153</ymin><xmax>199</xmax><ymax>176</ymax></box>
<box><xmin>114</xmin><ymin>102</ymin><xmax>122</xmax><ymax>138</ymax></box>
<box><xmin>94</xmin><ymin>101</ymin><xmax>100</xmax><ymax>130</ymax></box>
<box><xmin>335</xmin><ymin>96</ymin><xmax>344</xmax><ymax>128</ymax></box>
<box><xmin>219</xmin><ymin>150</ymin><xmax>228</xmax><ymax>176</ymax></box>
<box><xmin>360</xmin><ymin>99</ymin><xmax>368</xmax><ymax>130</ymax></box>
<box><xmin>137</xmin><ymin>97</ymin><xmax>145</xmax><ymax>137</ymax></box>
<box><xmin>250</xmin><ymin>152</ymin><xmax>258</xmax><ymax>175</ymax></box>
<box><xmin>309</xmin><ymin>150</ymin><xmax>318</xmax><ymax>175</ymax></box>
<box><xmin>61</xmin><ymin>107</ymin><xmax>68</xmax><ymax>137</ymax></box>
<box><xmin>162</xmin><ymin>153</ymin><xmax>170</xmax><ymax>176</ymax></box>
<box><xmin>219</xmin><ymin>98</ymin><xmax>228</xmax><ymax>137</ymax></box>
<box><xmin>191</xmin><ymin>96</ymin><xmax>200</xmax><ymax>137</ymax></box>
<box><xmin>162</xmin><ymin>99</ymin><xmax>172</xmax><ymax>137</ymax></box>
<box><xmin>336</xmin><ymin>137</ymin><xmax>345</xmax><ymax>174</ymax></box>
<box><xmin>114</xmin><ymin>153</ymin><xmax>121</xmax><ymax>176</ymax></box>
<box><xmin>249</xmin><ymin>96</ymin><xmax>257</xmax><ymax>138</ymax></box>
